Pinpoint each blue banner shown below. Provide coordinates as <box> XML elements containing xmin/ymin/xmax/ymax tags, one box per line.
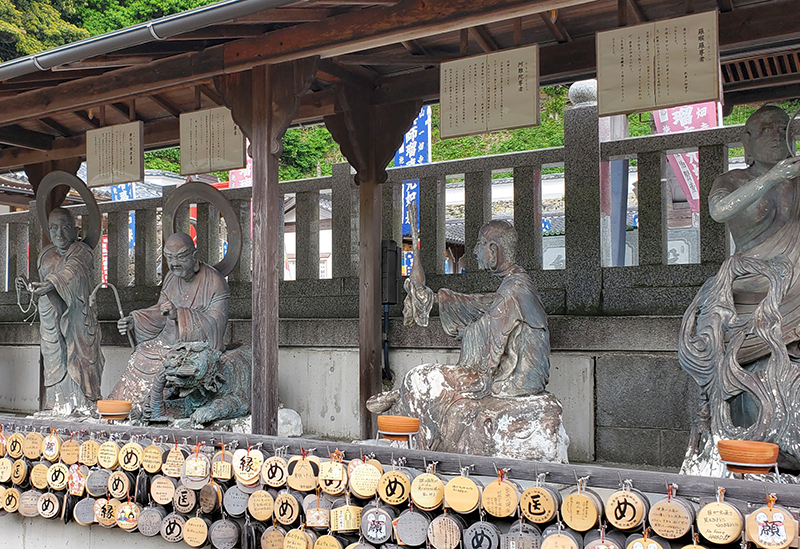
<box><xmin>108</xmin><ymin>183</ymin><xmax>136</xmax><ymax>250</ymax></box>
<box><xmin>394</xmin><ymin>106</ymin><xmax>431</xmax><ymax>167</ymax></box>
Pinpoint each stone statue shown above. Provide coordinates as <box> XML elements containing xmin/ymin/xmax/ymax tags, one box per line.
<box><xmin>368</xmin><ymin>218</ymin><xmax>568</xmax><ymax>462</ymax></box>
<box><xmin>23</xmin><ymin>207</ymin><xmax>104</xmax><ymax>412</ymax></box>
<box><xmin>680</xmin><ymin>105</ymin><xmax>800</xmax><ymax>473</ymax></box>
<box><xmin>109</xmin><ymin>232</ymin><xmax>230</xmax><ymax>416</ymax></box>
<box><xmin>145</xmin><ymin>341</ymin><xmax>251</xmax><ymax>425</ymax></box>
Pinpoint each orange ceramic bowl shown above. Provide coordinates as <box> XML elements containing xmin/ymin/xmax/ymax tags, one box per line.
<box><xmin>97</xmin><ymin>400</ymin><xmax>132</xmax><ymax>420</ymax></box>
<box><xmin>377</xmin><ymin>415</ymin><xmax>420</xmax><ymax>440</ymax></box>
<box><xmin>717</xmin><ymin>439</ymin><xmax>779</xmax><ymax>473</ymax></box>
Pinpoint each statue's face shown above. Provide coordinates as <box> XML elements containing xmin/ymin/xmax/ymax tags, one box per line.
<box><xmin>745</xmin><ymin>109</ymin><xmax>791</xmax><ymax>165</ymax></box>
<box><xmin>48</xmin><ymin>211</ymin><xmax>77</xmax><ymax>252</ymax></box>
<box><xmin>473</xmin><ymin>230</ymin><xmax>496</xmax><ymax>271</ymax></box>
<box><xmin>164</xmin><ymin>241</ymin><xmax>198</xmax><ymax>281</ymax></box>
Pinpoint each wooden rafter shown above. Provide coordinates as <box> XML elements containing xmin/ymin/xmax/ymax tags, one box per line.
<box><xmin>469</xmin><ymin>25</ymin><xmax>499</xmax><ymax>52</ymax></box>
<box><xmin>166</xmin><ymin>25</ymin><xmax>269</xmax><ymax>41</ymax></box>
<box><xmin>317</xmin><ymin>59</ymin><xmax>375</xmax><ymax>89</ymax></box>
<box><xmin>71</xmin><ymin>110</ymin><xmax>100</xmax><ymax>129</ymax></box>
<box><xmin>0</xmin><ymin>126</ymin><xmax>54</xmax><ymax>151</ymax></box>
<box><xmin>628</xmin><ymin>0</ymin><xmax>647</xmax><ymax>23</ymax></box>
<box><xmin>198</xmin><ymin>84</ymin><xmax>223</xmax><ymax>106</ymax></box>
<box><xmin>229</xmin><ymin>8</ymin><xmax>334</xmax><ymax>23</ymax></box>
<box><xmin>148</xmin><ymin>94</ymin><xmax>182</xmax><ymax>117</ymax></box>
<box><xmin>39</xmin><ymin>118</ymin><xmax>73</xmax><ymax>138</ymax></box>
<box><xmin>400</xmin><ymin>40</ymin><xmax>428</xmax><ymax>56</ymax></box>
<box><xmin>540</xmin><ymin>10</ymin><xmax>571</xmax><ymax>43</ymax></box>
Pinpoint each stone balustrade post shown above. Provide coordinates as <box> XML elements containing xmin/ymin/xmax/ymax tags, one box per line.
<box><xmin>419</xmin><ymin>173</ymin><xmax>446</xmax><ymax>275</ymax></box>
<box><xmin>331</xmin><ymin>162</ymin><xmax>358</xmax><ymax>278</ymax></box>
<box><xmin>464</xmin><ymin>170</ymin><xmax>492</xmax><ymax>272</ymax></box>
<box><xmin>134</xmin><ymin>209</ymin><xmax>158</xmax><ymax>286</ymax></box>
<box><xmin>228</xmin><ymin>198</ymin><xmax>252</xmax><ymax>282</ymax></box>
<box><xmin>513</xmin><ymin>165</ymin><xmax>543</xmax><ymax>271</ymax></box>
<box><xmin>107</xmin><ymin>210</ymin><xmax>131</xmax><ymax>287</ymax></box>
<box><xmin>382</xmin><ymin>180</ymin><xmax>403</xmax><ymax>244</ymax></box>
<box><xmin>699</xmin><ymin>143</ymin><xmax>728</xmax><ymax>263</ymax></box>
<box><xmin>637</xmin><ymin>151</ymin><xmax>667</xmax><ymax>265</ymax></box>
<box><xmin>295</xmin><ymin>189</ymin><xmax>320</xmax><ymax>280</ymax></box>
<box><xmin>196</xmin><ymin>203</ymin><xmax>221</xmax><ymax>266</ymax></box>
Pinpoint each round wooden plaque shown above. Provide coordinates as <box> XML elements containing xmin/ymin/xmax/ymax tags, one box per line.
<box><xmin>41</xmin><ymin>433</ymin><xmax>62</xmax><ymax>462</ymax></box>
<box><xmin>316</xmin><ymin>534</ymin><xmax>345</xmax><ymax>549</ymax></box>
<box><xmin>108</xmin><ymin>470</ymin><xmax>131</xmax><ymax>499</ymax></box>
<box><xmin>3</xmin><ymin>486</ymin><xmax>20</xmax><ymax>513</ymax></box>
<box><xmin>98</xmin><ymin>441</ymin><xmax>120</xmax><ymax>470</ymax></box>
<box><xmin>0</xmin><ymin>432</ymin><xmax>5</xmax><ymax>458</ymax></box>
<box><xmin>626</xmin><ymin>535</ymin><xmax>668</xmax><ymax>549</ymax></box>
<box><xmin>482</xmin><ymin>479</ymin><xmax>520</xmax><ymax>518</ymax></box>
<box><xmin>86</xmin><ymin>469</ymin><xmax>111</xmax><ymax>497</ymax></box>
<box><xmin>746</xmin><ymin>505</ymin><xmax>797</xmax><ymax>549</ymax></box>
<box><xmin>160</xmin><ymin>512</ymin><xmax>186</xmax><ymax>543</ymax></box>
<box><xmin>115</xmin><ymin>501</ymin><xmax>140</xmax><ymax>531</ymax></box>
<box><xmin>199</xmin><ymin>481</ymin><xmax>222</xmax><ymax>514</ymax></box>
<box><xmin>6</xmin><ymin>433</ymin><xmax>23</xmax><ymax>459</ymax></box>
<box><xmin>649</xmin><ymin>497</ymin><xmax>694</xmax><ymax>539</ymax></box>
<box><xmin>361</xmin><ymin>506</ymin><xmax>394</xmax><ymax>544</ymax></box>
<box><xmin>428</xmin><ymin>514</ymin><xmax>464</xmax><ymax>549</ymax></box>
<box><xmin>31</xmin><ymin>463</ymin><xmax>50</xmax><ymax>490</ymax></box>
<box><xmin>464</xmin><ymin>521</ymin><xmax>502</xmax><ymax>549</ymax></box>
<box><xmin>11</xmin><ymin>458</ymin><xmax>28</xmax><ymax>485</ymax></box>
<box><xmin>22</xmin><ymin>432</ymin><xmax>43</xmax><ymax>460</ymax></box>
<box><xmin>520</xmin><ymin>486</ymin><xmax>559</xmax><ymax>524</ymax></box>
<box><xmin>18</xmin><ymin>489</ymin><xmax>42</xmax><ymax>517</ymax></box>
<box><xmin>248</xmin><ymin>489</ymin><xmax>275</xmax><ymax>521</ymax></box>
<box><xmin>95</xmin><ymin>497</ymin><xmax>120</xmax><ymax>527</ymax></box>
<box><xmin>142</xmin><ymin>445</ymin><xmax>164</xmax><ymax>474</ymax></box>
<box><xmin>60</xmin><ymin>440</ymin><xmax>80</xmax><ymax>465</ymax></box>
<box><xmin>79</xmin><ymin>440</ymin><xmax>100</xmax><ymax>466</ymax></box>
<box><xmin>150</xmin><ymin>475</ymin><xmax>177</xmax><ymax>505</ymax></box>
<box><xmin>319</xmin><ymin>461</ymin><xmax>347</xmax><ymax>496</ymax></box>
<box><xmin>223</xmin><ymin>484</ymin><xmax>249</xmax><ymax>517</ymax></box>
<box><xmin>73</xmin><ymin>497</ymin><xmax>97</xmax><ymax>525</ymax></box>
<box><xmin>584</xmin><ymin>529</ymin><xmax>628</xmax><ymax>549</ymax></box>
<box><xmin>605</xmin><ymin>489</ymin><xmax>648</xmax><ymax>530</ymax></box>
<box><xmin>394</xmin><ymin>510</ymin><xmax>430</xmax><ymax>547</ymax></box>
<box><xmin>48</xmin><ymin>462</ymin><xmax>69</xmax><ymax>491</ymax></box>
<box><xmin>233</xmin><ymin>448</ymin><xmax>264</xmax><ymax>484</ymax></box>
<box><xmin>410</xmin><ymin>473</ymin><xmax>445</xmax><ymax>511</ymax></box>
<box><xmin>275</xmin><ymin>492</ymin><xmax>302</xmax><ymax>525</ymax></box>
<box><xmin>286</xmin><ymin>528</ymin><xmax>313</xmax><ymax>549</ymax></box>
<box><xmin>261</xmin><ymin>526</ymin><xmax>286</xmax><ymax>549</ymax></box>
<box><xmin>0</xmin><ymin>456</ymin><xmax>13</xmax><ymax>482</ymax></box>
<box><xmin>119</xmin><ymin>442</ymin><xmax>143</xmax><ymax>472</ymax></box>
<box><xmin>182</xmin><ymin>453</ymin><xmax>210</xmax><ymax>489</ymax></box>
<box><xmin>209</xmin><ymin>518</ymin><xmax>240</xmax><ymax>549</ymax></box>
<box><xmin>561</xmin><ymin>490</ymin><xmax>603</xmax><ymax>532</ymax></box>
<box><xmin>138</xmin><ymin>505</ymin><xmax>167</xmax><ymax>536</ymax></box>
<box><xmin>445</xmin><ymin>476</ymin><xmax>481</xmax><ymax>514</ymax></box>
<box><xmin>501</xmin><ymin>529</ymin><xmax>542</xmax><ymax>549</ymax></box>
<box><xmin>287</xmin><ymin>455</ymin><xmax>320</xmax><ymax>492</ymax></box>
<box><xmin>349</xmin><ymin>462</ymin><xmax>382</xmax><ymax>499</ymax></box>
<box><xmin>378</xmin><ymin>470</ymin><xmax>411</xmax><ymax>506</ymax></box>
<box><xmin>173</xmin><ymin>484</ymin><xmax>197</xmax><ymax>514</ymax></box>
<box><xmin>37</xmin><ymin>491</ymin><xmax>60</xmax><ymax>519</ymax></box>
<box><xmin>541</xmin><ymin>533</ymin><xmax>580</xmax><ymax>549</ymax></box>
<box><xmin>697</xmin><ymin>501</ymin><xmax>743</xmax><ymax>544</ymax></box>
<box><xmin>262</xmin><ymin>455</ymin><xmax>288</xmax><ymax>487</ymax></box>
<box><xmin>163</xmin><ymin>447</ymin><xmax>187</xmax><ymax>478</ymax></box>
<box><xmin>184</xmin><ymin>516</ymin><xmax>211</xmax><ymax>548</ymax></box>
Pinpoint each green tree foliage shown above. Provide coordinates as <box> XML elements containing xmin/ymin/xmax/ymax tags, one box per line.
<box><xmin>279</xmin><ymin>125</ymin><xmax>343</xmax><ymax>181</ymax></box>
<box><xmin>76</xmin><ymin>0</ymin><xmax>218</xmax><ymax>36</ymax></box>
<box><xmin>0</xmin><ymin>0</ymin><xmax>88</xmax><ymax>61</ymax></box>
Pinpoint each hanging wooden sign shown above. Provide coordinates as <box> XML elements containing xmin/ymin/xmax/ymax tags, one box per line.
<box><xmin>98</xmin><ymin>440</ymin><xmax>120</xmax><ymax>470</ymax></box>
<box><xmin>307</xmin><ymin>506</ymin><xmax>331</xmax><ymax>529</ymax></box>
<box><xmin>11</xmin><ymin>458</ymin><xmax>28</xmax><ymax>485</ymax></box>
<box><xmin>79</xmin><ymin>440</ymin><xmax>100</xmax><ymax>466</ymax></box>
<box><xmin>173</xmin><ymin>484</ymin><xmax>197</xmax><ymax>514</ymax></box>
<box><xmin>0</xmin><ymin>456</ymin><xmax>13</xmax><ymax>483</ymax></box>
<box><xmin>746</xmin><ymin>503</ymin><xmax>798</xmax><ymax>549</ymax></box>
<box><xmin>222</xmin><ymin>484</ymin><xmax>249</xmax><ymax>518</ymax></box>
<box><xmin>331</xmin><ymin>503</ymin><xmax>362</xmax><ymax>532</ymax></box>
<box><xmin>23</xmin><ymin>432</ymin><xmax>44</xmax><ymax>460</ymax></box>
<box><xmin>150</xmin><ymin>475</ymin><xmax>177</xmax><ymax>506</ymax></box>
<box><xmin>41</xmin><ymin>432</ymin><xmax>62</xmax><ymax>462</ymax></box>
<box><xmin>464</xmin><ymin>521</ymin><xmax>502</xmax><ymax>549</ymax></box>
<box><xmin>697</xmin><ymin>499</ymin><xmax>743</xmax><ymax>544</ymax></box>
<box><xmin>520</xmin><ymin>485</ymin><xmax>560</xmax><ymax>524</ymax></box>
<box><xmin>320</xmin><ymin>460</ymin><xmax>347</xmax><ymax>496</ymax></box>
<box><xmin>18</xmin><ymin>489</ymin><xmax>42</xmax><ymax>517</ymax></box>
<box><xmin>68</xmin><ymin>465</ymin><xmax>88</xmax><ymax>497</ymax></box>
<box><xmin>248</xmin><ymin>489</ymin><xmax>274</xmax><ymax>522</ymax></box>
<box><xmin>444</xmin><ymin>476</ymin><xmax>482</xmax><ymax>514</ymax></box>
<box><xmin>199</xmin><ymin>481</ymin><xmax>223</xmax><ymax>514</ymax></box>
<box><xmin>31</xmin><ymin>463</ymin><xmax>50</xmax><ymax>490</ymax></box>
<box><xmin>649</xmin><ymin>493</ymin><xmax>695</xmax><ymax>539</ymax></box>
<box><xmin>163</xmin><ymin>447</ymin><xmax>187</xmax><ymax>478</ymax></box>
<box><xmin>142</xmin><ymin>444</ymin><xmax>164</xmax><ymax>474</ymax></box>
<box><xmin>275</xmin><ymin>491</ymin><xmax>303</xmax><ymax>526</ymax></box>
<box><xmin>261</xmin><ymin>526</ymin><xmax>287</xmax><ymax>549</ymax></box>
<box><xmin>316</xmin><ymin>534</ymin><xmax>345</xmax><ymax>549</ymax></box>
<box><xmin>3</xmin><ymin>486</ymin><xmax>20</xmax><ymax>513</ymax></box>
<box><xmin>428</xmin><ymin>513</ymin><xmax>465</xmax><ymax>549</ymax></box>
<box><xmin>87</xmin><ymin>120</ymin><xmax>144</xmax><ymax>186</ymax></box>
<box><xmin>378</xmin><ymin>470</ymin><xmax>411</xmax><ymax>506</ymax></box>
<box><xmin>362</xmin><ymin>505</ymin><xmax>395</xmax><ymax>544</ymax></box>
<box><xmin>137</xmin><ymin>505</ymin><xmax>167</xmax><ymax>536</ymax></box>
<box><xmin>561</xmin><ymin>485</ymin><xmax>603</xmax><ymax>532</ymax></box>
<box><xmin>47</xmin><ymin>462</ymin><xmax>69</xmax><ymax>491</ymax></box>
<box><xmin>287</xmin><ymin>454</ymin><xmax>320</xmax><ymax>491</ymax></box>
<box><xmin>394</xmin><ymin>509</ymin><xmax>431</xmax><ymax>546</ymax></box>
<box><xmin>119</xmin><ymin>442</ymin><xmax>143</xmax><ymax>472</ymax></box>
<box><xmin>37</xmin><ymin>491</ymin><xmax>61</xmax><ymax>519</ymax></box>
<box><xmin>160</xmin><ymin>512</ymin><xmax>186</xmax><ymax>543</ymax></box>
<box><xmin>482</xmin><ymin>478</ymin><xmax>520</xmax><ymax>518</ymax></box>
<box><xmin>212</xmin><ymin>448</ymin><xmax>234</xmax><ymax>481</ymax></box>
<box><xmin>605</xmin><ymin>487</ymin><xmax>649</xmax><ymax>530</ymax></box>
<box><xmin>115</xmin><ymin>501</ymin><xmax>140</xmax><ymax>531</ymax></box>
<box><xmin>86</xmin><ymin>469</ymin><xmax>111</xmax><ymax>497</ymax></box>
<box><xmin>95</xmin><ymin>497</ymin><xmax>120</xmax><ymax>528</ymax></box>
<box><xmin>184</xmin><ymin>516</ymin><xmax>211</xmax><ymax>548</ymax></box>
<box><xmin>60</xmin><ymin>440</ymin><xmax>80</xmax><ymax>465</ymax></box>
<box><xmin>262</xmin><ymin>455</ymin><xmax>288</xmax><ymax>487</ymax></box>
<box><xmin>6</xmin><ymin>433</ymin><xmax>23</xmax><ymax>459</ymax></box>
<box><xmin>233</xmin><ymin>448</ymin><xmax>264</xmax><ymax>484</ymax></box>
<box><xmin>410</xmin><ymin>473</ymin><xmax>445</xmax><ymax>511</ymax></box>
<box><xmin>73</xmin><ymin>497</ymin><xmax>97</xmax><ymax>526</ymax></box>
<box><xmin>180</xmin><ymin>107</ymin><xmax>246</xmax><ymax>176</ymax></box>
<box><xmin>209</xmin><ymin>518</ymin><xmax>240</xmax><ymax>549</ymax></box>
<box><xmin>541</xmin><ymin>532</ymin><xmax>581</xmax><ymax>549</ymax></box>
<box><xmin>350</xmin><ymin>462</ymin><xmax>382</xmax><ymax>499</ymax></box>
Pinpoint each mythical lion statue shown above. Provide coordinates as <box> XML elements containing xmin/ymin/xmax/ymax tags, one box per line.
<box><xmin>145</xmin><ymin>341</ymin><xmax>251</xmax><ymax>425</ymax></box>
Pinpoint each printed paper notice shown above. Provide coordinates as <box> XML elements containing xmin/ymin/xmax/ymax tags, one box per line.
<box><xmin>597</xmin><ymin>11</ymin><xmax>719</xmax><ymax>116</ymax></box>
<box><xmin>86</xmin><ymin>121</ymin><xmax>143</xmax><ymax>187</ymax></box>
<box><xmin>180</xmin><ymin>107</ymin><xmax>246</xmax><ymax>175</ymax></box>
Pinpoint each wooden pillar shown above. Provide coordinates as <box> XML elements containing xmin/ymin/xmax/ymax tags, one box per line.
<box><xmin>324</xmin><ymin>85</ymin><xmax>421</xmax><ymax>438</ymax></box>
<box><xmin>216</xmin><ymin>59</ymin><xmax>318</xmax><ymax>435</ymax></box>
<box><xmin>24</xmin><ymin>158</ymin><xmax>81</xmax><ymax>214</ymax></box>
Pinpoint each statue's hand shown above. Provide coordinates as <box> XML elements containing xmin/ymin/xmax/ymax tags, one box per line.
<box><xmin>771</xmin><ymin>155</ymin><xmax>800</xmax><ymax>181</ymax></box>
<box><xmin>30</xmin><ymin>281</ymin><xmax>54</xmax><ymax>296</ymax></box>
<box><xmin>160</xmin><ymin>301</ymin><xmax>177</xmax><ymax>321</ymax></box>
<box><xmin>118</xmin><ymin>315</ymin><xmax>134</xmax><ymax>335</ymax></box>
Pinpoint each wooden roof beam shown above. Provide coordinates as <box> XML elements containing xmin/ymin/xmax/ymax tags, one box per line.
<box><xmin>317</xmin><ymin>59</ymin><xmax>375</xmax><ymax>89</ymax></box>
<box><xmin>0</xmin><ymin>126</ymin><xmax>54</xmax><ymax>151</ymax></box>
<box><xmin>71</xmin><ymin>110</ymin><xmax>100</xmax><ymax>129</ymax></box>
<box><xmin>628</xmin><ymin>0</ymin><xmax>647</xmax><ymax>24</ymax></box>
<box><xmin>230</xmin><ymin>8</ymin><xmax>334</xmax><ymax>23</ymax></box>
<box><xmin>717</xmin><ymin>0</ymin><xmax>734</xmax><ymax>12</ymax></box>
<box><xmin>148</xmin><ymin>94</ymin><xmax>182</xmax><ymax>117</ymax></box>
<box><xmin>469</xmin><ymin>25</ymin><xmax>499</xmax><ymax>52</ymax></box>
<box><xmin>166</xmin><ymin>25</ymin><xmax>269</xmax><ymax>41</ymax></box>
<box><xmin>39</xmin><ymin>117</ymin><xmax>74</xmax><ymax>138</ymax></box>
<box><xmin>198</xmin><ymin>84</ymin><xmax>223</xmax><ymax>106</ymax></box>
<box><xmin>400</xmin><ymin>40</ymin><xmax>429</xmax><ymax>56</ymax></box>
<box><xmin>540</xmin><ymin>10</ymin><xmax>571</xmax><ymax>43</ymax></box>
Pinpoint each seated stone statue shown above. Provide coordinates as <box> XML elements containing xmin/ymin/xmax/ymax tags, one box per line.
<box><xmin>680</xmin><ymin>106</ymin><xmax>800</xmax><ymax>473</ymax></box>
<box><xmin>109</xmin><ymin>232</ymin><xmax>230</xmax><ymax>416</ymax></box>
<box><xmin>368</xmin><ymin>220</ymin><xmax>568</xmax><ymax>462</ymax></box>
<box><xmin>25</xmin><ymin>207</ymin><xmax>104</xmax><ymax>412</ymax></box>
<box><xmin>146</xmin><ymin>341</ymin><xmax>251</xmax><ymax>425</ymax></box>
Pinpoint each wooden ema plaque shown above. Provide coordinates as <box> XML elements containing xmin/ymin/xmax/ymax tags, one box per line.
<box><xmin>6</xmin><ymin>433</ymin><xmax>23</xmax><ymax>459</ymax></box>
<box><xmin>521</xmin><ymin>486</ymin><xmax>558</xmax><ymax>523</ymax></box>
<box><xmin>350</xmin><ymin>462</ymin><xmax>382</xmax><ymax>499</ymax></box>
<box><xmin>150</xmin><ymin>475</ymin><xmax>177</xmax><ymax>505</ymax></box>
<box><xmin>331</xmin><ymin>504</ymin><xmax>362</xmax><ymax>532</ymax></box>
<box><xmin>287</xmin><ymin>455</ymin><xmax>320</xmax><ymax>491</ymax></box>
<box><xmin>95</xmin><ymin>497</ymin><xmax>120</xmax><ymax>527</ymax></box>
<box><xmin>48</xmin><ymin>462</ymin><xmax>69</xmax><ymax>491</ymax></box>
<box><xmin>362</xmin><ymin>506</ymin><xmax>394</xmax><ymax>544</ymax></box>
<box><xmin>562</xmin><ymin>489</ymin><xmax>603</xmax><ymax>532</ymax></box>
<box><xmin>163</xmin><ymin>447</ymin><xmax>186</xmax><ymax>478</ymax></box>
<box><xmin>212</xmin><ymin>449</ymin><xmax>233</xmax><ymax>481</ymax></box>
<box><xmin>31</xmin><ymin>463</ymin><xmax>49</xmax><ymax>490</ymax></box>
<box><xmin>138</xmin><ymin>506</ymin><xmax>167</xmax><ymax>536</ymax></box>
<box><xmin>37</xmin><ymin>491</ymin><xmax>60</xmax><ymax>519</ymax></box>
<box><xmin>697</xmin><ymin>501</ymin><xmax>743</xmax><ymax>544</ymax></box>
<box><xmin>428</xmin><ymin>514</ymin><xmax>463</xmax><ymax>549</ymax></box>
<box><xmin>3</xmin><ymin>487</ymin><xmax>20</xmax><ymax>513</ymax></box>
<box><xmin>119</xmin><ymin>442</ymin><xmax>143</xmax><ymax>472</ymax></box>
<box><xmin>200</xmin><ymin>481</ymin><xmax>223</xmax><ymax>513</ymax></box>
<box><xmin>261</xmin><ymin>526</ymin><xmax>286</xmax><ymax>549</ymax></box>
<box><xmin>482</xmin><ymin>479</ymin><xmax>519</xmax><ymax>518</ymax></box>
<box><xmin>184</xmin><ymin>516</ymin><xmax>211</xmax><ymax>548</ymax></box>
<box><xmin>68</xmin><ymin>465</ymin><xmax>88</xmax><ymax>497</ymax></box>
<box><xmin>161</xmin><ymin>512</ymin><xmax>186</xmax><ymax>543</ymax></box>
<box><xmin>108</xmin><ymin>470</ymin><xmax>131</xmax><ymax>499</ymax></box>
<box><xmin>18</xmin><ymin>489</ymin><xmax>42</xmax><ymax>517</ymax></box>
<box><xmin>445</xmin><ymin>476</ymin><xmax>481</xmax><ymax>513</ymax></box>
<box><xmin>11</xmin><ymin>458</ymin><xmax>27</xmax><ymax>485</ymax></box>
<box><xmin>320</xmin><ymin>461</ymin><xmax>347</xmax><ymax>496</ymax></box>
<box><xmin>379</xmin><ymin>470</ymin><xmax>411</xmax><ymax>506</ymax></box>
<box><xmin>60</xmin><ymin>440</ymin><xmax>80</xmax><ymax>465</ymax></box>
<box><xmin>746</xmin><ymin>505</ymin><xmax>798</xmax><ymax>549</ymax></box>
<box><xmin>73</xmin><ymin>497</ymin><xmax>97</xmax><ymax>526</ymax></box>
<box><xmin>115</xmin><ymin>501</ymin><xmax>140</xmax><ymax>531</ymax></box>
<box><xmin>649</xmin><ymin>497</ymin><xmax>694</xmax><ymax>539</ymax></box>
<box><xmin>233</xmin><ymin>448</ymin><xmax>264</xmax><ymax>484</ymax></box>
<box><xmin>605</xmin><ymin>489</ymin><xmax>648</xmax><ymax>530</ymax></box>
<box><xmin>501</xmin><ymin>530</ymin><xmax>541</xmax><ymax>549</ymax></box>
<box><xmin>41</xmin><ymin>433</ymin><xmax>62</xmax><ymax>462</ymax></box>
<box><xmin>394</xmin><ymin>510</ymin><xmax>431</xmax><ymax>546</ymax></box>
<box><xmin>98</xmin><ymin>441</ymin><xmax>120</xmax><ymax>470</ymax></box>
<box><xmin>248</xmin><ymin>489</ymin><xmax>274</xmax><ymax>521</ymax></box>
<box><xmin>316</xmin><ymin>534</ymin><xmax>345</xmax><ymax>549</ymax></box>
<box><xmin>23</xmin><ymin>432</ymin><xmax>43</xmax><ymax>460</ymax></box>
<box><xmin>275</xmin><ymin>492</ymin><xmax>302</xmax><ymax>525</ymax></box>
<box><xmin>173</xmin><ymin>484</ymin><xmax>197</xmax><ymax>514</ymax></box>
<box><xmin>262</xmin><ymin>455</ymin><xmax>287</xmax><ymax>487</ymax></box>
<box><xmin>79</xmin><ymin>440</ymin><xmax>100</xmax><ymax>466</ymax></box>
<box><xmin>142</xmin><ymin>445</ymin><xmax>163</xmax><ymax>473</ymax></box>
<box><xmin>307</xmin><ymin>507</ymin><xmax>330</xmax><ymax>529</ymax></box>
<box><xmin>182</xmin><ymin>453</ymin><xmax>210</xmax><ymax>489</ymax></box>
<box><xmin>0</xmin><ymin>457</ymin><xmax>11</xmax><ymax>483</ymax></box>
<box><xmin>86</xmin><ymin>469</ymin><xmax>111</xmax><ymax>497</ymax></box>
<box><xmin>209</xmin><ymin>518</ymin><xmax>239</xmax><ymax>549</ymax></box>
<box><xmin>223</xmin><ymin>484</ymin><xmax>249</xmax><ymax>517</ymax></box>
<box><xmin>542</xmin><ymin>534</ymin><xmax>580</xmax><ymax>549</ymax></box>
<box><xmin>286</xmin><ymin>528</ymin><xmax>313</xmax><ymax>549</ymax></box>
<box><xmin>626</xmin><ymin>536</ymin><xmax>668</xmax><ymax>549</ymax></box>
<box><xmin>465</xmin><ymin>521</ymin><xmax>502</xmax><ymax>549</ymax></box>
<box><xmin>411</xmin><ymin>473</ymin><xmax>445</xmax><ymax>511</ymax></box>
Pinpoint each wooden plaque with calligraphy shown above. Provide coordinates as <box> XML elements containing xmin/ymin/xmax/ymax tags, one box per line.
<box><xmin>444</xmin><ymin>476</ymin><xmax>481</xmax><ymax>514</ymax></box>
<box><xmin>184</xmin><ymin>516</ymin><xmax>211</xmax><ymax>548</ymax></box>
<box><xmin>746</xmin><ymin>505</ymin><xmax>798</xmax><ymax>549</ymax></box>
<box><xmin>150</xmin><ymin>475</ymin><xmax>177</xmax><ymax>505</ymax></box>
<box><xmin>464</xmin><ymin>521</ymin><xmax>502</xmax><ymax>549</ymax></box>
<box><xmin>287</xmin><ymin>455</ymin><xmax>320</xmax><ymax>492</ymax></box>
<box><xmin>520</xmin><ymin>486</ymin><xmax>559</xmax><ymax>524</ymax></box>
<box><xmin>561</xmin><ymin>489</ymin><xmax>603</xmax><ymax>532</ymax></box>
<box><xmin>162</xmin><ymin>447</ymin><xmax>186</xmax><ymax>478</ymax></box>
<box><xmin>248</xmin><ymin>489</ymin><xmax>274</xmax><ymax>521</ymax></box>
<box><xmin>697</xmin><ymin>501</ymin><xmax>743</xmax><ymax>544</ymax></box>
<box><xmin>349</xmin><ymin>462</ymin><xmax>382</xmax><ymax>499</ymax></box>
<box><xmin>261</xmin><ymin>455</ymin><xmax>287</xmax><ymax>487</ymax></box>
<box><xmin>115</xmin><ymin>501</ymin><xmax>140</xmax><ymax>531</ymax></box>
<box><xmin>410</xmin><ymin>473</ymin><xmax>444</xmax><ymax>511</ymax></box>
<box><xmin>79</xmin><ymin>440</ymin><xmax>100</xmax><ymax>466</ymax></box>
<box><xmin>160</xmin><ymin>512</ymin><xmax>186</xmax><ymax>543</ymax></box>
<box><xmin>209</xmin><ymin>518</ymin><xmax>240</xmax><ymax>549</ymax></box>
<box><xmin>261</xmin><ymin>526</ymin><xmax>286</xmax><ymax>549</ymax></box>
<box><xmin>18</xmin><ymin>489</ymin><xmax>42</xmax><ymax>517</ymax></box>
<box><xmin>41</xmin><ymin>433</ymin><xmax>62</xmax><ymax>462</ymax></box>
<box><xmin>73</xmin><ymin>497</ymin><xmax>96</xmax><ymax>526</ymax></box>
<box><xmin>142</xmin><ymin>445</ymin><xmax>164</xmax><ymax>474</ymax></box>
<box><xmin>6</xmin><ymin>433</ymin><xmax>23</xmax><ymax>459</ymax></box>
<box><xmin>30</xmin><ymin>463</ymin><xmax>50</xmax><ymax>490</ymax></box>
<box><xmin>605</xmin><ymin>489</ymin><xmax>649</xmax><ymax>530</ymax></box>
<box><xmin>98</xmin><ymin>441</ymin><xmax>120</xmax><ymax>470</ymax></box>
<box><xmin>378</xmin><ymin>470</ymin><xmax>411</xmax><ymax>506</ymax></box>
<box><xmin>482</xmin><ymin>479</ymin><xmax>520</xmax><ymax>518</ymax></box>
<box><xmin>23</xmin><ymin>432</ymin><xmax>43</xmax><ymax>460</ymax></box>
<box><xmin>119</xmin><ymin>442</ymin><xmax>143</xmax><ymax>472</ymax></box>
<box><xmin>60</xmin><ymin>440</ymin><xmax>80</xmax><ymax>465</ymax></box>
<box><xmin>37</xmin><ymin>491</ymin><xmax>60</xmax><ymax>519</ymax></box>
<box><xmin>48</xmin><ymin>462</ymin><xmax>69</xmax><ymax>491</ymax></box>
<box><xmin>649</xmin><ymin>496</ymin><xmax>695</xmax><ymax>539</ymax></box>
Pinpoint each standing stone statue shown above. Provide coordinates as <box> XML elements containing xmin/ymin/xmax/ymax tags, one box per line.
<box><xmin>23</xmin><ymin>207</ymin><xmax>104</xmax><ymax>411</ymax></box>
<box><xmin>368</xmin><ymin>218</ymin><xmax>568</xmax><ymax>462</ymax></box>
<box><xmin>680</xmin><ymin>106</ymin><xmax>800</xmax><ymax>473</ymax></box>
<box><xmin>109</xmin><ymin>232</ymin><xmax>230</xmax><ymax>416</ymax></box>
